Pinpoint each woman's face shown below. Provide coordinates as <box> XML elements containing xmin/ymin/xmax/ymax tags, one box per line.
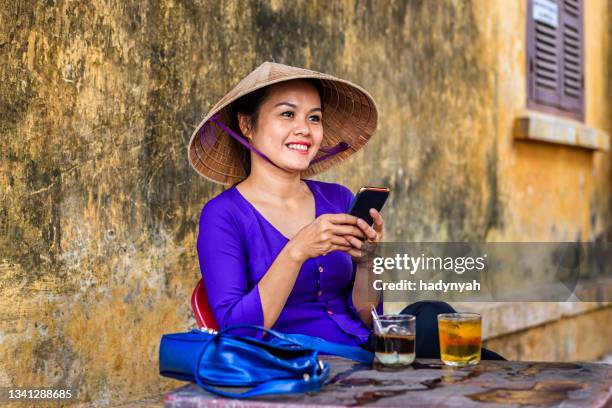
<box><xmin>240</xmin><ymin>80</ymin><xmax>323</xmax><ymax>172</ymax></box>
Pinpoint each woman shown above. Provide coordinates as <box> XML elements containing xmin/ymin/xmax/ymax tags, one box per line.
<box><xmin>189</xmin><ymin>62</ymin><xmax>503</xmax><ymax>360</ymax></box>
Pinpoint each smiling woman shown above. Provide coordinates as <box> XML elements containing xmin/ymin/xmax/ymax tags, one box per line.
<box><xmin>188</xmin><ymin>62</ymin><xmax>504</xmax><ymax>360</ymax></box>
<box><xmin>190</xmin><ymin>62</ymin><xmax>383</xmax><ymax>347</ymax></box>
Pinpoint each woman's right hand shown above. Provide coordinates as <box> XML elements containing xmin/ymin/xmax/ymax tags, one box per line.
<box><xmin>286</xmin><ymin>213</ymin><xmax>366</xmax><ymax>262</ymax></box>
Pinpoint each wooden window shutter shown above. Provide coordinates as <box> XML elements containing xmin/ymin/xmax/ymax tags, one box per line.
<box><xmin>528</xmin><ymin>0</ymin><xmax>561</xmax><ymax>106</ymax></box>
<box><xmin>559</xmin><ymin>0</ymin><xmax>583</xmax><ymax>114</ymax></box>
<box><xmin>527</xmin><ymin>0</ymin><xmax>584</xmax><ymax>120</ymax></box>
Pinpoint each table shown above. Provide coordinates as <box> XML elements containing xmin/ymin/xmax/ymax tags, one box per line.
<box><xmin>164</xmin><ymin>357</ymin><xmax>612</xmax><ymax>407</ymax></box>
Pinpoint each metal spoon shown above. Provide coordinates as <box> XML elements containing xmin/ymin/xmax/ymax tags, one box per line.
<box><xmin>370</xmin><ymin>304</ymin><xmax>384</xmax><ymax>334</ymax></box>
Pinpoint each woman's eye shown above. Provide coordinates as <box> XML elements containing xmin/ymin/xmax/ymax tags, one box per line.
<box><xmin>281</xmin><ymin>111</ymin><xmax>294</xmax><ymax>118</ymax></box>
<box><xmin>310</xmin><ymin>115</ymin><xmax>322</xmax><ymax>122</ymax></box>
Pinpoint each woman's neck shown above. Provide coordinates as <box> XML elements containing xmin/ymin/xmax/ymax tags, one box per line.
<box><xmin>240</xmin><ymin>162</ymin><xmax>306</xmax><ymax>202</ymax></box>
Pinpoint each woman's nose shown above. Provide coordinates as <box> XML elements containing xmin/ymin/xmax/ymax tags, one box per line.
<box><xmin>292</xmin><ymin>115</ymin><xmax>311</xmax><ymax>136</ymax></box>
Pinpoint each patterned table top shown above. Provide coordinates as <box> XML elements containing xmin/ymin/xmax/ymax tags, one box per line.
<box><xmin>164</xmin><ymin>357</ymin><xmax>612</xmax><ymax>407</ymax></box>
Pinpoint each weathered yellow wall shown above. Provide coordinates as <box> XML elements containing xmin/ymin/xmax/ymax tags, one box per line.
<box><xmin>488</xmin><ymin>0</ymin><xmax>611</xmax><ymax>242</ymax></box>
<box><xmin>485</xmin><ymin>307</ymin><xmax>612</xmax><ymax>362</ymax></box>
<box><xmin>0</xmin><ymin>0</ymin><xmax>609</xmax><ymax>406</ymax></box>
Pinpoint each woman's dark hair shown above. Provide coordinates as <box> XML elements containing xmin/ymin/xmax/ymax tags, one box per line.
<box><xmin>228</xmin><ymin>78</ymin><xmax>324</xmax><ymax>176</ymax></box>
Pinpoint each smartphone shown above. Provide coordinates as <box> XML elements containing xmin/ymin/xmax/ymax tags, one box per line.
<box><xmin>347</xmin><ymin>186</ymin><xmax>390</xmax><ymax>226</ymax></box>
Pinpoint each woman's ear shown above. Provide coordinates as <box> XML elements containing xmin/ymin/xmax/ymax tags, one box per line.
<box><xmin>237</xmin><ymin>113</ymin><xmax>253</xmax><ymax>141</ymax></box>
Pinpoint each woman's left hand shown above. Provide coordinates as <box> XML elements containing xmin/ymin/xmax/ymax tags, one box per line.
<box><xmin>344</xmin><ymin>208</ymin><xmax>384</xmax><ymax>263</ymax></box>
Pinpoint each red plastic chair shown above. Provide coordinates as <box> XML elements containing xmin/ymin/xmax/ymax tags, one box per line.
<box><xmin>191</xmin><ymin>279</ymin><xmax>219</xmax><ymax>330</ymax></box>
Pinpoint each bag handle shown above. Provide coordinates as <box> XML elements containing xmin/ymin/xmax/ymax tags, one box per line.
<box><xmin>278</xmin><ymin>333</ymin><xmax>374</xmax><ymax>364</ymax></box>
<box><xmin>211</xmin><ymin>324</ymin><xmax>374</xmax><ymax>364</ymax></box>
<box><xmin>194</xmin><ymin>325</ymin><xmax>329</xmax><ymax>398</ymax></box>
<box><xmin>194</xmin><ymin>362</ymin><xmax>329</xmax><ymax>398</ymax></box>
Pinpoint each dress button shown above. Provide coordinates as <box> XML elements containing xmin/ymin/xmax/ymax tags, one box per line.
<box><xmin>327</xmin><ymin>309</ymin><xmax>333</xmax><ymax>316</ymax></box>
<box><xmin>318</xmin><ymin>266</ymin><xmax>324</xmax><ymax>273</ymax></box>
<box><xmin>318</xmin><ymin>290</ymin><xmax>323</xmax><ymax>297</ymax></box>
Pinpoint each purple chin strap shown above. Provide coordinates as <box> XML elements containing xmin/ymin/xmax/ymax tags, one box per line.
<box><xmin>208</xmin><ymin>114</ymin><xmax>350</xmax><ymax>172</ymax></box>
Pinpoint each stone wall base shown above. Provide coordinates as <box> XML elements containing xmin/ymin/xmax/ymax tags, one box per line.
<box><xmin>484</xmin><ymin>306</ymin><xmax>612</xmax><ymax>362</ymax></box>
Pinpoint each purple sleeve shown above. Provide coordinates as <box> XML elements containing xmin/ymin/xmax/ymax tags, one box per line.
<box><xmin>197</xmin><ymin>199</ymin><xmax>264</xmax><ymax>338</ymax></box>
<box><xmin>340</xmin><ymin>184</ymin><xmax>384</xmax><ymax>323</ymax></box>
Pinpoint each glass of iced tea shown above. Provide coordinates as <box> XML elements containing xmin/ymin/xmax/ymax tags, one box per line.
<box><xmin>437</xmin><ymin>312</ymin><xmax>482</xmax><ymax>366</ymax></box>
<box><xmin>373</xmin><ymin>314</ymin><xmax>416</xmax><ymax>367</ymax></box>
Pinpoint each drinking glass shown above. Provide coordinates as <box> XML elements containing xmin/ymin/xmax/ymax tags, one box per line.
<box><xmin>373</xmin><ymin>314</ymin><xmax>416</xmax><ymax>366</ymax></box>
<box><xmin>437</xmin><ymin>312</ymin><xmax>482</xmax><ymax>366</ymax></box>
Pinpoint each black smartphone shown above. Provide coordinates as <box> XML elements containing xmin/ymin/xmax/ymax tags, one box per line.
<box><xmin>347</xmin><ymin>186</ymin><xmax>390</xmax><ymax>226</ymax></box>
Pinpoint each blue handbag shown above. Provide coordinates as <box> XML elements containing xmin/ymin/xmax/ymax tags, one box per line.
<box><xmin>159</xmin><ymin>324</ymin><xmax>373</xmax><ymax>398</ymax></box>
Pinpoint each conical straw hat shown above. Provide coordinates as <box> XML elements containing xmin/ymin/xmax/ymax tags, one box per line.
<box><xmin>188</xmin><ymin>62</ymin><xmax>378</xmax><ymax>185</ymax></box>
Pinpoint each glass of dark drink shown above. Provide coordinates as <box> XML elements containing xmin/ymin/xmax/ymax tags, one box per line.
<box><xmin>373</xmin><ymin>314</ymin><xmax>416</xmax><ymax>366</ymax></box>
